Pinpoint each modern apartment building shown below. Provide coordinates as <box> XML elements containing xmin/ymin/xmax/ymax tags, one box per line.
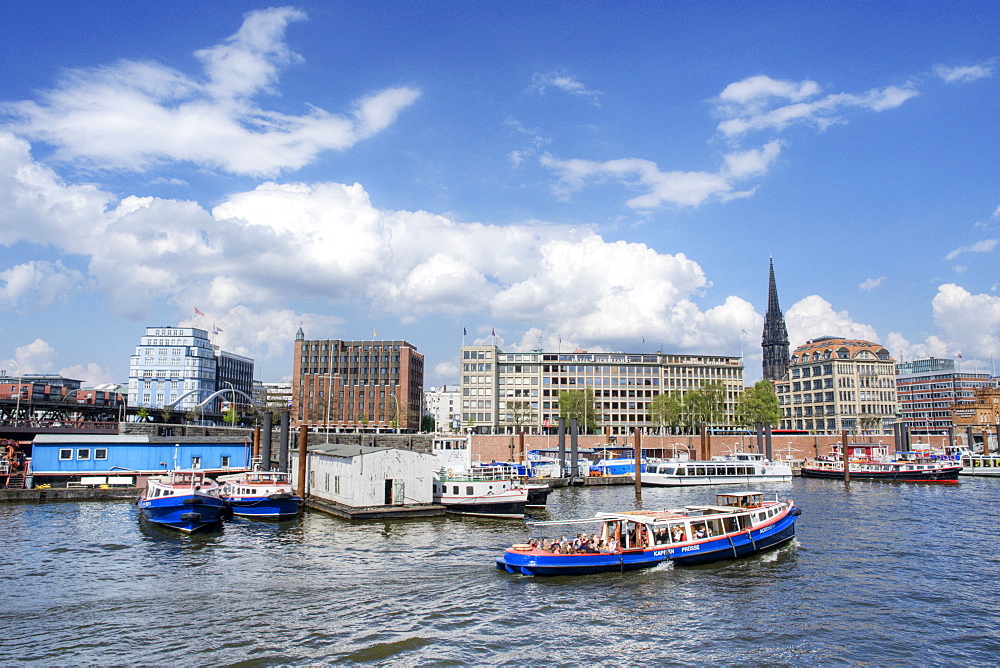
<box><xmin>895</xmin><ymin>358</ymin><xmax>991</xmax><ymax>434</ymax></box>
<box><xmin>775</xmin><ymin>336</ymin><xmax>897</xmax><ymax>434</ymax></box>
<box><xmin>127</xmin><ymin>326</ymin><xmax>254</xmax><ymax>414</ymax></box>
<box><xmin>460</xmin><ymin>345</ymin><xmax>744</xmax><ymax>435</ymax></box>
<box><xmin>292</xmin><ymin>330</ymin><xmax>424</xmax><ymax>432</ymax></box>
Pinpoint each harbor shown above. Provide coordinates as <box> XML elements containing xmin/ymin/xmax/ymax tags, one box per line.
<box><xmin>1</xmin><ymin>477</ymin><xmax>997</xmax><ymax>664</ymax></box>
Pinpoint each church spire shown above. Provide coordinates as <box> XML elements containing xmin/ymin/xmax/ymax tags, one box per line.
<box><xmin>762</xmin><ymin>257</ymin><xmax>789</xmax><ymax>382</ymax></box>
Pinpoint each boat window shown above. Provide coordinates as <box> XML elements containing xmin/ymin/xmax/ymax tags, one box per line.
<box><xmin>661</xmin><ymin>467</ymin><xmax>674</xmax><ymax>475</ymax></box>
<box><xmin>676</xmin><ymin>468</ymin><xmax>685</xmax><ymax>476</ymax></box>
<box><xmin>737</xmin><ymin>514</ymin><xmax>752</xmax><ymax>530</ymax></box>
<box><xmin>757</xmin><ymin>512</ymin><xmax>766</xmax><ymax>522</ymax></box>
<box><xmin>466</xmin><ymin>486</ymin><xmax>474</xmax><ymax>495</ymax></box>
<box><xmin>706</xmin><ymin>519</ymin><xmax>723</xmax><ymax>536</ymax></box>
<box><xmin>726</xmin><ymin>467</ymin><xmax>736</xmax><ymax>476</ymax></box>
<box><xmin>736</xmin><ymin>467</ymin><xmax>746</xmax><ymax>475</ymax></box>
<box><xmin>695</xmin><ymin>467</ymin><xmax>706</xmax><ymax>476</ymax></box>
<box><xmin>452</xmin><ymin>485</ymin><xmax>459</xmax><ymax>495</ymax></box>
<box><xmin>725</xmin><ymin>517</ymin><xmax>740</xmax><ymax>533</ymax></box>
<box><xmin>706</xmin><ymin>467</ymin><xmax>716</xmax><ymax>476</ymax></box>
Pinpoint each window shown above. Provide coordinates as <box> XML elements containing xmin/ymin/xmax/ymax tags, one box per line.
<box><xmin>221</xmin><ymin>456</ymin><xmax>230</xmax><ymax>467</ymax></box>
<box><xmin>191</xmin><ymin>456</ymin><xmax>201</xmax><ymax>468</ymax></box>
<box><xmin>94</xmin><ymin>449</ymin><xmax>108</xmax><ymax>460</ymax></box>
<box><xmin>77</xmin><ymin>449</ymin><xmax>90</xmax><ymax>460</ymax></box>
<box><xmin>59</xmin><ymin>449</ymin><xmax>72</xmax><ymax>460</ymax></box>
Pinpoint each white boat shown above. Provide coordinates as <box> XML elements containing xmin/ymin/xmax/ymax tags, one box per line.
<box><xmin>137</xmin><ymin>469</ymin><xmax>225</xmax><ymax>533</ymax></box>
<box><xmin>218</xmin><ymin>469</ymin><xmax>302</xmax><ymax>519</ymax></box>
<box><xmin>641</xmin><ymin>453</ymin><xmax>792</xmax><ymax>487</ymax></box>
<box><xmin>432</xmin><ymin>435</ymin><xmax>529</xmax><ymax>518</ymax></box>
<box><xmin>959</xmin><ymin>452</ymin><xmax>1000</xmax><ymax>477</ymax></box>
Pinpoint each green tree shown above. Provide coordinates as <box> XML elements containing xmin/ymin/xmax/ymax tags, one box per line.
<box><xmin>224</xmin><ymin>404</ymin><xmax>238</xmax><ymax>426</ymax></box>
<box><xmin>160</xmin><ymin>407</ymin><xmax>173</xmax><ymax>424</ymax></box>
<box><xmin>648</xmin><ymin>392</ymin><xmax>684</xmax><ymax>434</ymax></box>
<box><xmin>682</xmin><ymin>381</ymin><xmax>727</xmax><ymax>432</ymax></box>
<box><xmin>137</xmin><ymin>407</ymin><xmax>150</xmax><ymax>422</ymax></box>
<box><xmin>732</xmin><ymin>380</ymin><xmax>781</xmax><ymax>428</ymax></box>
<box><xmin>558</xmin><ymin>388</ymin><xmax>599</xmax><ymax>434</ymax></box>
<box><xmin>501</xmin><ymin>399</ymin><xmax>533</xmax><ymax>432</ymax></box>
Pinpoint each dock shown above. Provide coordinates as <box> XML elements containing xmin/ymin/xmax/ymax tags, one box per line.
<box><xmin>0</xmin><ymin>487</ymin><xmax>139</xmax><ymax>503</ymax></box>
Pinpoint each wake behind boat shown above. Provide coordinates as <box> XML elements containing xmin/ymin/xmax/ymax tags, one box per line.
<box><xmin>218</xmin><ymin>469</ymin><xmax>302</xmax><ymax>519</ymax></box>
<box><xmin>497</xmin><ymin>491</ymin><xmax>799</xmax><ymax>576</ymax></box>
<box><xmin>137</xmin><ymin>469</ymin><xmax>225</xmax><ymax>533</ymax></box>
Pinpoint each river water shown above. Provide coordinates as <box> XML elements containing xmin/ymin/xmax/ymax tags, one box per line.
<box><xmin>2</xmin><ymin>477</ymin><xmax>998</xmax><ymax>666</ymax></box>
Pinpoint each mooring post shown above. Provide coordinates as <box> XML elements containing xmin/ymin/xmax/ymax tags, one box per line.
<box><xmin>633</xmin><ymin>427</ymin><xmax>642</xmax><ymax>496</ymax></box>
<box><xmin>261</xmin><ymin>411</ymin><xmax>273</xmax><ymax>470</ymax></box>
<box><xmin>252</xmin><ymin>424</ymin><xmax>261</xmax><ymax>466</ymax></box>
<box><xmin>557</xmin><ymin>417</ymin><xmax>566</xmax><ymax>478</ymax></box>
<box><xmin>764</xmin><ymin>423</ymin><xmax>773</xmax><ymax>461</ymax></box>
<box><xmin>570</xmin><ymin>418</ymin><xmax>579</xmax><ymax>481</ymax></box>
<box><xmin>278</xmin><ymin>410</ymin><xmax>290</xmax><ymax>472</ymax></box>
<box><xmin>841</xmin><ymin>430</ymin><xmax>850</xmax><ymax>482</ymax></box>
<box><xmin>297</xmin><ymin>425</ymin><xmax>308</xmax><ymax>498</ymax></box>
<box><xmin>518</xmin><ymin>431</ymin><xmax>525</xmax><ymax>466</ymax></box>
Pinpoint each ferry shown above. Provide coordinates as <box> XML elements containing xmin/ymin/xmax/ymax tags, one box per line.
<box><xmin>218</xmin><ymin>469</ymin><xmax>302</xmax><ymax>519</ymax></box>
<box><xmin>959</xmin><ymin>452</ymin><xmax>1000</xmax><ymax>477</ymax></box>
<box><xmin>496</xmin><ymin>491</ymin><xmax>799</xmax><ymax>576</ymax></box>
<box><xmin>137</xmin><ymin>469</ymin><xmax>226</xmax><ymax>533</ymax></box>
<box><xmin>641</xmin><ymin>453</ymin><xmax>792</xmax><ymax>486</ymax></box>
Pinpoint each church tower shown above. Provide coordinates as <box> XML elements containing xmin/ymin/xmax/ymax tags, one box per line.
<box><xmin>762</xmin><ymin>257</ymin><xmax>790</xmax><ymax>382</ymax></box>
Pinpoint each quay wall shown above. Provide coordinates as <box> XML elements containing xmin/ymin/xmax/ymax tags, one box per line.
<box><xmin>469</xmin><ymin>433</ymin><xmax>953</xmax><ymax>463</ymax></box>
<box><xmin>0</xmin><ymin>487</ymin><xmax>138</xmax><ymax>503</ymax></box>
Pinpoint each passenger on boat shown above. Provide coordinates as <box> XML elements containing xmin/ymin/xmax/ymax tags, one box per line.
<box><xmin>655</xmin><ymin>528</ymin><xmax>669</xmax><ymax>545</ymax></box>
<box><xmin>606</xmin><ymin>536</ymin><xmax>619</xmax><ymax>553</ymax></box>
<box><xmin>693</xmin><ymin>524</ymin><xmax>707</xmax><ymax>539</ymax></box>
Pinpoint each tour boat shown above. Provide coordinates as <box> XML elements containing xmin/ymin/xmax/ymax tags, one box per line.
<box><xmin>433</xmin><ymin>466</ymin><xmax>529</xmax><ymax>518</ymax></box>
<box><xmin>137</xmin><ymin>469</ymin><xmax>226</xmax><ymax>533</ymax></box>
<box><xmin>218</xmin><ymin>469</ymin><xmax>302</xmax><ymax>519</ymax></box>
<box><xmin>800</xmin><ymin>449</ymin><xmax>962</xmax><ymax>482</ymax></box>
<box><xmin>497</xmin><ymin>491</ymin><xmax>799</xmax><ymax>576</ymax></box>
<box><xmin>641</xmin><ymin>453</ymin><xmax>792</xmax><ymax>486</ymax></box>
<box><xmin>958</xmin><ymin>452</ymin><xmax>1000</xmax><ymax>477</ymax></box>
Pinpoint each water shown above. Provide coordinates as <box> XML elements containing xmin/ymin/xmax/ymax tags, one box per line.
<box><xmin>2</xmin><ymin>478</ymin><xmax>1000</xmax><ymax>666</ymax></box>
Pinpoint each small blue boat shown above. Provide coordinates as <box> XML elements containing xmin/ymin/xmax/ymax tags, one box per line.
<box><xmin>137</xmin><ymin>469</ymin><xmax>226</xmax><ymax>533</ymax></box>
<box><xmin>497</xmin><ymin>492</ymin><xmax>799</xmax><ymax>576</ymax></box>
<box><xmin>218</xmin><ymin>469</ymin><xmax>302</xmax><ymax>520</ymax></box>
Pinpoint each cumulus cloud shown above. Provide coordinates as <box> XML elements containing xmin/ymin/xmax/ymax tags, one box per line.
<box><xmin>0</xmin><ymin>260</ymin><xmax>85</xmax><ymax>309</ymax></box>
<box><xmin>59</xmin><ymin>362</ymin><xmax>119</xmax><ymax>386</ymax></box>
<box><xmin>932</xmin><ymin>284</ymin><xmax>1000</xmax><ymax>358</ymax></box>
<box><xmin>933</xmin><ymin>62</ymin><xmax>995</xmax><ymax>83</ymax></box>
<box><xmin>944</xmin><ymin>238</ymin><xmax>998</xmax><ymax>260</ymax></box>
<box><xmin>785</xmin><ymin>295</ymin><xmax>880</xmax><ymax>347</ymax></box>
<box><xmin>1</xmin><ymin>8</ymin><xmax>419</xmax><ymax>177</ymax></box>
<box><xmin>858</xmin><ymin>276</ymin><xmax>886</xmax><ymax>292</ymax></box>
<box><xmin>0</xmin><ymin>129</ymin><xmax>762</xmax><ymax>366</ymax></box>
<box><xmin>12</xmin><ymin>338</ymin><xmax>56</xmax><ymax>374</ymax></box>
<box><xmin>714</xmin><ymin>75</ymin><xmax>918</xmax><ymax>137</ymax></box>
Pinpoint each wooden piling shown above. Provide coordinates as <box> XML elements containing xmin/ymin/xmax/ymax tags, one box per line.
<box><xmin>634</xmin><ymin>427</ymin><xmax>642</xmax><ymax>496</ymax></box>
<box><xmin>297</xmin><ymin>425</ymin><xmax>309</xmax><ymax>498</ymax></box>
<box><xmin>841</xmin><ymin>430</ymin><xmax>850</xmax><ymax>482</ymax></box>
<box><xmin>253</xmin><ymin>424</ymin><xmax>261</xmax><ymax>464</ymax></box>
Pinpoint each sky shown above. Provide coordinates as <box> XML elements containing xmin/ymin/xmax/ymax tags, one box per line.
<box><xmin>1</xmin><ymin>1</ymin><xmax>998</xmax><ymax>388</ymax></box>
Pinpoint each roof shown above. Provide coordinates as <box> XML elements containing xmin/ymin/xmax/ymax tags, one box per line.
<box><xmin>32</xmin><ymin>434</ymin><xmax>248</xmax><ymax>445</ymax></box>
<box><xmin>309</xmin><ymin>443</ymin><xmax>397</xmax><ymax>458</ymax></box>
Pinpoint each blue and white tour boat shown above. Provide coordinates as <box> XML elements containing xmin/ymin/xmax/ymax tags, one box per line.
<box><xmin>497</xmin><ymin>491</ymin><xmax>799</xmax><ymax>576</ymax></box>
<box><xmin>137</xmin><ymin>469</ymin><xmax>226</xmax><ymax>533</ymax></box>
<box><xmin>641</xmin><ymin>453</ymin><xmax>792</xmax><ymax>486</ymax></box>
<box><xmin>218</xmin><ymin>469</ymin><xmax>302</xmax><ymax>519</ymax></box>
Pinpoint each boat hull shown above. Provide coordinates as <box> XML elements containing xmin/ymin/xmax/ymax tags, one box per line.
<box><xmin>526</xmin><ymin>485</ymin><xmax>552</xmax><ymax>507</ymax></box>
<box><xmin>138</xmin><ymin>494</ymin><xmax>226</xmax><ymax>533</ymax></box>
<box><xmin>800</xmin><ymin>466</ymin><xmax>961</xmax><ymax>482</ymax></box>
<box><xmin>497</xmin><ymin>508</ymin><xmax>799</xmax><ymax>575</ymax></box>
<box><xmin>642</xmin><ymin>474</ymin><xmax>792</xmax><ymax>487</ymax></box>
<box><xmin>441</xmin><ymin>498</ymin><xmax>527</xmax><ymax>518</ymax></box>
<box><xmin>226</xmin><ymin>494</ymin><xmax>302</xmax><ymax>519</ymax></box>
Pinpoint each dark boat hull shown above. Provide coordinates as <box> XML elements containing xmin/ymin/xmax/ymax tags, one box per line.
<box><xmin>526</xmin><ymin>485</ymin><xmax>552</xmax><ymax>507</ymax></box>
<box><xmin>800</xmin><ymin>466</ymin><xmax>961</xmax><ymax>482</ymax></box>
<box><xmin>441</xmin><ymin>498</ymin><xmax>527</xmax><ymax>518</ymax></box>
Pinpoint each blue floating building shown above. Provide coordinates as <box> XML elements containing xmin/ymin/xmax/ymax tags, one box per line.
<box><xmin>28</xmin><ymin>434</ymin><xmax>253</xmax><ymax>488</ymax></box>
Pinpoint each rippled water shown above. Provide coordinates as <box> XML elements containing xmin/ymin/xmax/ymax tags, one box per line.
<box><xmin>2</xmin><ymin>478</ymin><xmax>999</xmax><ymax>665</ymax></box>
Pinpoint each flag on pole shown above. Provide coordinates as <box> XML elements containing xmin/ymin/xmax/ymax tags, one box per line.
<box><xmin>491</xmin><ymin>327</ymin><xmax>496</xmax><ymax>336</ymax></box>
<box><xmin>373</xmin><ymin>326</ymin><xmax>377</xmax><ymax>338</ymax></box>
<box><xmin>463</xmin><ymin>327</ymin><xmax>467</xmax><ymax>336</ymax></box>
<box><xmin>958</xmin><ymin>353</ymin><xmax>963</xmax><ymax>359</ymax></box>
<box><xmin>194</xmin><ymin>307</ymin><xmax>205</xmax><ymax>316</ymax></box>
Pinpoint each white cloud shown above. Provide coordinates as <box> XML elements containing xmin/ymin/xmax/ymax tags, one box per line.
<box><xmin>1</xmin><ymin>8</ymin><xmax>419</xmax><ymax>177</ymax></box>
<box><xmin>433</xmin><ymin>361</ymin><xmax>459</xmax><ymax>380</ymax></box>
<box><xmin>714</xmin><ymin>76</ymin><xmax>919</xmax><ymax>137</ymax></box>
<box><xmin>858</xmin><ymin>276</ymin><xmax>886</xmax><ymax>292</ymax></box>
<box><xmin>944</xmin><ymin>238</ymin><xmax>998</xmax><ymax>260</ymax></box>
<box><xmin>993</xmin><ymin>205</ymin><xmax>1000</xmax><ymax>219</ymax></box>
<box><xmin>932</xmin><ymin>284</ymin><xmax>1000</xmax><ymax>359</ymax></box>
<box><xmin>933</xmin><ymin>62</ymin><xmax>995</xmax><ymax>84</ymax></box>
<box><xmin>785</xmin><ymin>295</ymin><xmax>880</xmax><ymax>347</ymax></box>
<box><xmin>59</xmin><ymin>362</ymin><xmax>118</xmax><ymax>386</ymax></box>
<box><xmin>540</xmin><ymin>141</ymin><xmax>782</xmax><ymax>209</ymax></box>
<box><xmin>12</xmin><ymin>338</ymin><xmax>56</xmax><ymax>374</ymax></box>
<box><xmin>0</xmin><ymin>260</ymin><xmax>85</xmax><ymax>309</ymax></box>
<box><xmin>531</xmin><ymin>72</ymin><xmax>602</xmax><ymax>105</ymax></box>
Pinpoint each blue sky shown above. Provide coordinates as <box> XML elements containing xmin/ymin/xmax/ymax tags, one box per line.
<box><xmin>1</xmin><ymin>1</ymin><xmax>997</xmax><ymax>387</ymax></box>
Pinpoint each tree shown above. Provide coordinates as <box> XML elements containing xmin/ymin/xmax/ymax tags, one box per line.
<box><xmin>648</xmin><ymin>392</ymin><xmax>684</xmax><ymax>434</ymax></box>
<box><xmin>160</xmin><ymin>407</ymin><xmax>173</xmax><ymax>424</ymax></box>
<box><xmin>732</xmin><ymin>380</ymin><xmax>781</xmax><ymax>428</ymax></box>
<box><xmin>501</xmin><ymin>399</ymin><xmax>533</xmax><ymax>432</ymax></box>
<box><xmin>137</xmin><ymin>407</ymin><xmax>150</xmax><ymax>422</ymax></box>
<box><xmin>223</xmin><ymin>404</ymin><xmax>238</xmax><ymax>426</ymax></box>
<box><xmin>682</xmin><ymin>381</ymin><xmax>727</xmax><ymax>432</ymax></box>
<box><xmin>558</xmin><ymin>388</ymin><xmax>599</xmax><ymax>434</ymax></box>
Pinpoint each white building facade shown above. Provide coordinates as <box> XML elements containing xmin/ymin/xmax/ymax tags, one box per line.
<box><xmin>424</xmin><ymin>385</ymin><xmax>461</xmax><ymax>432</ymax></box>
<box><xmin>460</xmin><ymin>345</ymin><xmax>744</xmax><ymax>435</ymax></box>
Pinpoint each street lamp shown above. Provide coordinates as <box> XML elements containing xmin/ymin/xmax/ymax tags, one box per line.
<box><xmin>389</xmin><ymin>392</ymin><xmax>400</xmax><ymax>433</ymax></box>
<box><xmin>322</xmin><ymin>373</ymin><xmax>339</xmax><ymax>443</ymax></box>
<box><xmin>223</xmin><ymin>381</ymin><xmax>235</xmax><ymax>426</ymax></box>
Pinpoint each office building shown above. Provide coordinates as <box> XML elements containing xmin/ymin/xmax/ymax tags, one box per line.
<box><xmin>424</xmin><ymin>385</ymin><xmax>461</xmax><ymax>432</ymax></box>
<box><xmin>460</xmin><ymin>345</ymin><xmax>744</xmax><ymax>435</ymax></box>
<box><xmin>292</xmin><ymin>330</ymin><xmax>424</xmax><ymax>432</ymax></box>
<box><xmin>895</xmin><ymin>359</ymin><xmax>991</xmax><ymax>434</ymax></box>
